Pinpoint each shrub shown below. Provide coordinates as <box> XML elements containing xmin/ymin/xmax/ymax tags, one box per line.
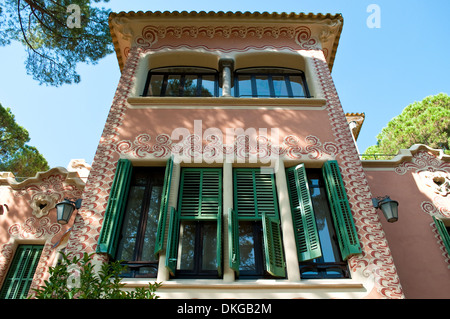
<box><xmin>32</xmin><ymin>252</ymin><xmax>161</xmax><ymax>299</ymax></box>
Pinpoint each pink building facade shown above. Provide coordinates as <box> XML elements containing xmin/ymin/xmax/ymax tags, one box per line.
<box><xmin>0</xmin><ymin>11</ymin><xmax>448</xmax><ymax>299</ymax></box>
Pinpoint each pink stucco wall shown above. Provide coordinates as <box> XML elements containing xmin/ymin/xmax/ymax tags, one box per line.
<box><xmin>365</xmin><ymin>150</ymin><xmax>450</xmax><ymax>298</ymax></box>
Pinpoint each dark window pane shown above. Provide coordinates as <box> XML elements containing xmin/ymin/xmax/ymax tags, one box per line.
<box><xmin>289</xmin><ymin>75</ymin><xmax>306</xmax><ymax>97</ymax></box>
<box><xmin>201</xmin><ymin>223</ymin><xmax>217</xmax><ymax>270</ymax></box>
<box><xmin>141</xmin><ymin>186</ymin><xmax>163</xmax><ymax>261</ymax></box>
<box><xmin>179</xmin><ymin>221</ymin><xmax>196</xmax><ymax>270</ymax></box>
<box><xmin>200</xmin><ymin>75</ymin><xmax>216</xmax><ymax>97</ymax></box>
<box><xmin>147</xmin><ymin>74</ymin><xmax>164</xmax><ymax>96</ymax></box>
<box><xmin>166</xmin><ymin>75</ymin><xmax>182</xmax><ymax>96</ymax></box>
<box><xmin>117</xmin><ymin>186</ymin><xmax>145</xmax><ymax>261</ymax></box>
<box><xmin>239</xmin><ymin>222</ymin><xmax>256</xmax><ymax>272</ymax></box>
<box><xmin>310</xmin><ymin>184</ymin><xmax>341</xmax><ymax>262</ymax></box>
<box><xmin>182</xmin><ymin>75</ymin><xmax>198</xmax><ymax>97</ymax></box>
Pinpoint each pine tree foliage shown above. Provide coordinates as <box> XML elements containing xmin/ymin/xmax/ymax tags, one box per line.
<box><xmin>0</xmin><ymin>0</ymin><xmax>113</xmax><ymax>86</ymax></box>
<box><xmin>0</xmin><ymin>102</ymin><xmax>49</xmax><ymax>177</ymax></box>
<box><xmin>364</xmin><ymin>93</ymin><xmax>450</xmax><ymax>157</ymax></box>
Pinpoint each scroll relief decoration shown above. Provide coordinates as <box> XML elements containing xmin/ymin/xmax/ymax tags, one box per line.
<box><xmin>135</xmin><ymin>25</ymin><xmax>321</xmax><ymax>50</ymax></box>
<box><xmin>312</xmin><ymin>53</ymin><xmax>404</xmax><ymax>299</ymax></box>
<box><xmin>395</xmin><ymin>150</ymin><xmax>450</xmax><ymax>218</ymax></box>
<box><xmin>12</xmin><ymin>174</ymin><xmax>83</xmax><ymax>218</ymax></box>
<box><xmin>116</xmin><ymin>133</ymin><xmax>339</xmax><ymax>162</ymax></box>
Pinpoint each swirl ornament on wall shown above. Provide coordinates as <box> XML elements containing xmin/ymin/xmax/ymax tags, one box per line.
<box><xmin>135</xmin><ymin>25</ymin><xmax>320</xmax><ymax>50</ymax></box>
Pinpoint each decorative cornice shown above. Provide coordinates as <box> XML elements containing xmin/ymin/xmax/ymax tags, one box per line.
<box><xmin>361</xmin><ymin>144</ymin><xmax>450</xmax><ymax>170</ymax></box>
<box><xmin>109</xmin><ymin>10</ymin><xmax>343</xmax><ymax>72</ymax></box>
<box><xmin>0</xmin><ymin>167</ymin><xmax>86</xmax><ymax>189</ymax></box>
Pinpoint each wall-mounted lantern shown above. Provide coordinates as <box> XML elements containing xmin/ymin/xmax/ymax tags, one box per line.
<box><xmin>372</xmin><ymin>196</ymin><xmax>399</xmax><ymax>223</ymax></box>
<box><xmin>55</xmin><ymin>198</ymin><xmax>82</xmax><ymax>224</ymax></box>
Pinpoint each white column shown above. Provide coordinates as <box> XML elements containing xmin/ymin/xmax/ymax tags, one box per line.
<box><xmin>222</xmin><ymin>66</ymin><xmax>232</xmax><ymax>97</ymax></box>
<box><xmin>219</xmin><ymin>58</ymin><xmax>233</xmax><ymax>98</ymax></box>
<box><xmin>275</xmin><ymin>160</ymin><xmax>301</xmax><ymax>282</ymax></box>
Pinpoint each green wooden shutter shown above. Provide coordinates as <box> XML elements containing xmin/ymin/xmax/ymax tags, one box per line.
<box><xmin>286</xmin><ymin>164</ymin><xmax>322</xmax><ymax>261</ymax></box>
<box><xmin>262</xmin><ymin>212</ymin><xmax>286</xmax><ymax>278</ymax></box>
<box><xmin>322</xmin><ymin>160</ymin><xmax>361</xmax><ymax>260</ymax></box>
<box><xmin>433</xmin><ymin>216</ymin><xmax>450</xmax><ymax>255</ymax></box>
<box><xmin>0</xmin><ymin>245</ymin><xmax>43</xmax><ymax>299</ymax></box>
<box><xmin>228</xmin><ymin>208</ymin><xmax>240</xmax><ymax>274</ymax></box>
<box><xmin>154</xmin><ymin>156</ymin><xmax>174</xmax><ymax>256</ymax></box>
<box><xmin>234</xmin><ymin>168</ymin><xmax>278</xmax><ymax>219</ymax></box>
<box><xmin>178</xmin><ymin>168</ymin><xmax>222</xmax><ymax>218</ymax></box>
<box><xmin>97</xmin><ymin>159</ymin><xmax>133</xmax><ymax>258</ymax></box>
<box><xmin>165</xmin><ymin>206</ymin><xmax>179</xmax><ymax>276</ymax></box>
<box><xmin>217</xmin><ymin>210</ymin><xmax>223</xmax><ymax>276</ymax></box>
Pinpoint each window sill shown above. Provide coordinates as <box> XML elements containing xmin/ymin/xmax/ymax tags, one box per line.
<box><xmin>127</xmin><ymin>96</ymin><xmax>327</xmax><ymax>109</ymax></box>
<box><xmin>121</xmin><ymin>278</ymin><xmax>364</xmax><ymax>290</ymax></box>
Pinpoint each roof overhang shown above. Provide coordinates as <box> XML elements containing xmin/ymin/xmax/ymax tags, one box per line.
<box><xmin>345</xmin><ymin>112</ymin><xmax>365</xmax><ymax>140</ymax></box>
<box><xmin>108</xmin><ymin>10</ymin><xmax>344</xmax><ymax>72</ymax></box>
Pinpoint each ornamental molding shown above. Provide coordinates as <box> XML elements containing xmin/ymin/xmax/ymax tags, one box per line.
<box><xmin>116</xmin><ymin>133</ymin><xmax>339</xmax><ymax>162</ymax></box>
<box><xmin>135</xmin><ymin>25</ymin><xmax>321</xmax><ymax>50</ymax></box>
<box><xmin>421</xmin><ymin>198</ymin><xmax>450</xmax><ymax>219</ymax></box>
<box><xmin>395</xmin><ymin>149</ymin><xmax>450</xmax><ymax>175</ymax></box>
<box><xmin>8</xmin><ymin>217</ymin><xmax>61</xmax><ymax>240</ymax></box>
<box><xmin>1</xmin><ymin>167</ymin><xmax>85</xmax><ymax>219</ymax></box>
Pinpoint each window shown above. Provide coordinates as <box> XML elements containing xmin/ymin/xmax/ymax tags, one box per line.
<box><xmin>98</xmin><ymin>159</ymin><xmax>361</xmax><ymax>281</ymax></box>
<box><xmin>229</xmin><ymin>168</ymin><xmax>286</xmax><ymax>278</ymax></box>
<box><xmin>166</xmin><ymin>168</ymin><xmax>222</xmax><ymax>278</ymax></box>
<box><xmin>142</xmin><ymin>67</ymin><xmax>221</xmax><ymax>97</ymax></box>
<box><xmin>115</xmin><ymin>167</ymin><xmax>165</xmax><ymax>278</ymax></box>
<box><xmin>433</xmin><ymin>216</ymin><xmax>450</xmax><ymax>257</ymax></box>
<box><xmin>97</xmin><ymin>158</ymin><xmax>173</xmax><ymax>278</ymax></box>
<box><xmin>0</xmin><ymin>245</ymin><xmax>43</xmax><ymax>299</ymax></box>
<box><xmin>286</xmin><ymin>161</ymin><xmax>361</xmax><ymax>279</ymax></box>
<box><xmin>234</xmin><ymin>68</ymin><xmax>310</xmax><ymax>98</ymax></box>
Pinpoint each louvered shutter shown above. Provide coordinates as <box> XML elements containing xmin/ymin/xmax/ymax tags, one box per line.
<box><xmin>178</xmin><ymin>168</ymin><xmax>222</xmax><ymax>218</ymax></box>
<box><xmin>233</xmin><ymin>168</ymin><xmax>285</xmax><ymax>276</ymax></box>
<box><xmin>228</xmin><ymin>208</ymin><xmax>240</xmax><ymax>274</ymax></box>
<box><xmin>154</xmin><ymin>156</ymin><xmax>174</xmax><ymax>256</ymax></box>
<box><xmin>322</xmin><ymin>160</ymin><xmax>361</xmax><ymax>260</ymax></box>
<box><xmin>433</xmin><ymin>216</ymin><xmax>450</xmax><ymax>255</ymax></box>
<box><xmin>165</xmin><ymin>206</ymin><xmax>179</xmax><ymax>276</ymax></box>
<box><xmin>234</xmin><ymin>168</ymin><xmax>278</xmax><ymax>219</ymax></box>
<box><xmin>262</xmin><ymin>213</ymin><xmax>286</xmax><ymax>278</ymax></box>
<box><xmin>217</xmin><ymin>211</ymin><xmax>223</xmax><ymax>276</ymax></box>
<box><xmin>0</xmin><ymin>245</ymin><xmax>43</xmax><ymax>299</ymax></box>
<box><xmin>286</xmin><ymin>164</ymin><xmax>322</xmax><ymax>261</ymax></box>
<box><xmin>168</xmin><ymin>168</ymin><xmax>222</xmax><ymax>275</ymax></box>
<box><xmin>97</xmin><ymin>159</ymin><xmax>133</xmax><ymax>258</ymax></box>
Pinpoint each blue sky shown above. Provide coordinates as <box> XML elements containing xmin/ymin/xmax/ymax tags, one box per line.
<box><xmin>1</xmin><ymin>0</ymin><xmax>449</xmax><ymax>173</ymax></box>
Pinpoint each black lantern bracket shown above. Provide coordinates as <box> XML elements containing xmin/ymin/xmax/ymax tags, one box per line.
<box><xmin>372</xmin><ymin>195</ymin><xmax>399</xmax><ymax>223</ymax></box>
<box><xmin>55</xmin><ymin>198</ymin><xmax>82</xmax><ymax>224</ymax></box>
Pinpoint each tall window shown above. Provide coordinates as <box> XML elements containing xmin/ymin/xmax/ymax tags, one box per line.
<box><xmin>286</xmin><ymin>161</ymin><xmax>361</xmax><ymax>279</ymax></box>
<box><xmin>142</xmin><ymin>67</ymin><xmax>221</xmax><ymax>97</ymax></box>
<box><xmin>0</xmin><ymin>245</ymin><xmax>43</xmax><ymax>299</ymax></box>
<box><xmin>166</xmin><ymin>168</ymin><xmax>223</xmax><ymax>278</ymax></box>
<box><xmin>97</xmin><ymin>158</ymin><xmax>174</xmax><ymax>278</ymax></box>
<box><xmin>229</xmin><ymin>168</ymin><xmax>286</xmax><ymax>278</ymax></box>
<box><xmin>115</xmin><ymin>167</ymin><xmax>165</xmax><ymax>278</ymax></box>
<box><xmin>98</xmin><ymin>160</ymin><xmax>361</xmax><ymax>281</ymax></box>
<box><xmin>234</xmin><ymin>67</ymin><xmax>310</xmax><ymax>98</ymax></box>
